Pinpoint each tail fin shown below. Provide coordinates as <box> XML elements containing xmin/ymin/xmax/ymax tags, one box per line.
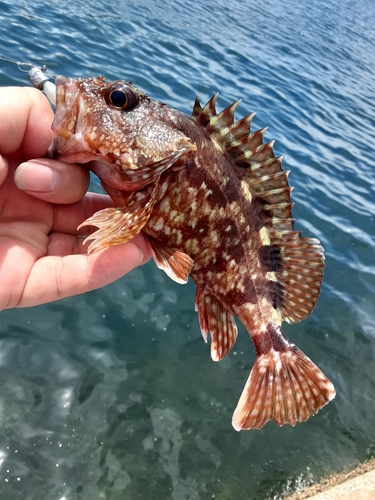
<box><xmin>232</xmin><ymin>346</ymin><xmax>335</xmax><ymax>430</ymax></box>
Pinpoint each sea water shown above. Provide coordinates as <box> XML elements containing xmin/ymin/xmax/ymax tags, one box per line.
<box><xmin>0</xmin><ymin>0</ymin><xmax>374</xmax><ymax>498</ymax></box>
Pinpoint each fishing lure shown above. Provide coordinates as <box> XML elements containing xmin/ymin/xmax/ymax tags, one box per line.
<box><xmin>0</xmin><ymin>54</ymin><xmax>56</xmax><ymax>104</ymax></box>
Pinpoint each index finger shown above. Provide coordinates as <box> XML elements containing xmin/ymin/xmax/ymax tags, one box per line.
<box><xmin>51</xmin><ymin>192</ymin><xmax>115</xmax><ymax>235</ymax></box>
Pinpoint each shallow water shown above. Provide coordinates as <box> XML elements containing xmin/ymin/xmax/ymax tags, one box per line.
<box><xmin>0</xmin><ymin>0</ymin><xmax>374</xmax><ymax>498</ymax></box>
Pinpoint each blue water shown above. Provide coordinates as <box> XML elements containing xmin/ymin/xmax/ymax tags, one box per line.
<box><xmin>0</xmin><ymin>0</ymin><xmax>374</xmax><ymax>498</ymax></box>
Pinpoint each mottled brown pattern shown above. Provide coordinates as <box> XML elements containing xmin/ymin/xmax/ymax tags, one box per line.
<box><xmin>253</xmin><ymin>324</ymin><xmax>291</xmax><ymax>355</ymax></box>
<box><xmin>259</xmin><ymin>244</ymin><xmax>282</xmax><ymax>271</ymax></box>
<box><xmin>50</xmin><ymin>76</ymin><xmax>335</xmax><ymax>430</ymax></box>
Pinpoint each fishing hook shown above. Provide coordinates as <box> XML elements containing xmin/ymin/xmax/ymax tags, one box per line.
<box><xmin>0</xmin><ymin>54</ymin><xmax>56</xmax><ymax>106</ymax></box>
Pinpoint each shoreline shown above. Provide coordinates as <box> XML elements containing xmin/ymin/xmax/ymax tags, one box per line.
<box><xmin>286</xmin><ymin>458</ymin><xmax>375</xmax><ymax>499</ymax></box>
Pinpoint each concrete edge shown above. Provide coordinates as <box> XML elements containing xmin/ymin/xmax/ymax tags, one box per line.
<box><xmin>286</xmin><ymin>458</ymin><xmax>375</xmax><ymax>499</ymax></box>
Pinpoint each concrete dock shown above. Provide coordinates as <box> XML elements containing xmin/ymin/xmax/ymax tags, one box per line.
<box><xmin>287</xmin><ymin>458</ymin><xmax>375</xmax><ymax>499</ymax></box>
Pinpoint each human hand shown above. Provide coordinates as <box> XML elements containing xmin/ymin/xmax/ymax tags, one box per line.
<box><xmin>0</xmin><ymin>86</ymin><xmax>151</xmax><ymax>310</ymax></box>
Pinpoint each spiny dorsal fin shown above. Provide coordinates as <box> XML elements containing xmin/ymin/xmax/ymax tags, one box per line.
<box><xmin>192</xmin><ymin>95</ymin><xmax>325</xmax><ymax>324</ymax></box>
<box><xmin>192</xmin><ymin>96</ymin><xmax>203</xmax><ymax>118</ymax></box>
<box><xmin>226</xmin><ymin>127</ymin><xmax>267</xmax><ymax>161</ymax></box>
<box><xmin>192</xmin><ymin>94</ymin><xmax>219</xmax><ymax>127</ymax></box>
<box><xmin>191</xmin><ymin>95</ymin><xmax>290</xmax><ymax>219</ymax></box>
<box><xmin>192</xmin><ymin>95</ymin><xmax>254</xmax><ymax>150</ymax></box>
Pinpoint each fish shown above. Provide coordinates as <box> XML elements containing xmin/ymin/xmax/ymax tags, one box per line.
<box><xmin>49</xmin><ymin>75</ymin><xmax>336</xmax><ymax>430</ymax></box>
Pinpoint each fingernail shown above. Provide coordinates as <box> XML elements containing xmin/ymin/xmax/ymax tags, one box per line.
<box><xmin>136</xmin><ymin>248</ymin><xmax>144</xmax><ymax>266</ymax></box>
<box><xmin>15</xmin><ymin>160</ymin><xmax>58</xmax><ymax>192</ymax></box>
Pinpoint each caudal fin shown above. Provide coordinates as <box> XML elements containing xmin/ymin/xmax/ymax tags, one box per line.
<box><xmin>232</xmin><ymin>346</ymin><xmax>335</xmax><ymax>431</ymax></box>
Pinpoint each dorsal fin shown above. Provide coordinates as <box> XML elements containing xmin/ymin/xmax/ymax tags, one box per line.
<box><xmin>192</xmin><ymin>96</ymin><xmax>203</xmax><ymax>118</ymax></box>
<box><xmin>192</xmin><ymin>95</ymin><xmax>325</xmax><ymax>323</ymax></box>
<box><xmin>269</xmin><ymin>231</ymin><xmax>325</xmax><ymax>323</ymax></box>
<box><xmin>192</xmin><ymin>94</ymin><xmax>218</xmax><ymax>127</ymax></box>
<box><xmin>191</xmin><ymin>95</ymin><xmax>294</xmax><ymax>224</ymax></box>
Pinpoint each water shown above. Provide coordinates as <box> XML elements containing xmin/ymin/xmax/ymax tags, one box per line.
<box><xmin>0</xmin><ymin>0</ymin><xmax>374</xmax><ymax>498</ymax></box>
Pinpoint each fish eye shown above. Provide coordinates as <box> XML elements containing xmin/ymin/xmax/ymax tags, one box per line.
<box><xmin>104</xmin><ymin>83</ymin><xmax>139</xmax><ymax>110</ymax></box>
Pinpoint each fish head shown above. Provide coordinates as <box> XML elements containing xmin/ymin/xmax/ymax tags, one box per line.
<box><xmin>50</xmin><ymin>76</ymin><xmax>195</xmax><ymax>190</ymax></box>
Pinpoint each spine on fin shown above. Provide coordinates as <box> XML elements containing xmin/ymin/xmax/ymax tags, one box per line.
<box><xmin>195</xmin><ymin>288</ymin><xmax>238</xmax><ymax>361</ymax></box>
<box><xmin>232</xmin><ymin>328</ymin><xmax>335</xmax><ymax>430</ymax></box>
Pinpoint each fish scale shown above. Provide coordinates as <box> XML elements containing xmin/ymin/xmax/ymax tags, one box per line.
<box><xmin>50</xmin><ymin>75</ymin><xmax>335</xmax><ymax>430</ymax></box>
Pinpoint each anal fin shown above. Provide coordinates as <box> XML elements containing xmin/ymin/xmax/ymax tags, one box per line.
<box><xmin>195</xmin><ymin>289</ymin><xmax>238</xmax><ymax>361</ymax></box>
<box><xmin>232</xmin><ymin>341</ymin><xmax>335</xmax><ymax>430</ymax></box>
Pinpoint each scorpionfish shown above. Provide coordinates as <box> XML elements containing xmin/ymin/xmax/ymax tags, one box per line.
<box><xmin>50</xmin><ymin>76</ymin><xmax>336</xmax><ymax>430</ymax></box>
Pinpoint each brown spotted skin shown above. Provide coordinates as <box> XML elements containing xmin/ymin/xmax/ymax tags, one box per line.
<box><xmin>145</xmin><ymin>114</ymin><xmax>278</xmax><ymax>335</ymax></box>
<box><xmin>50</xmin><ymin>76</ymin><xmax>336</xmax><ymax>430</ymax></box>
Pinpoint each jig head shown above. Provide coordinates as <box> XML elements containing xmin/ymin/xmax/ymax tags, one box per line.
<box><xmin>27</xmin><ymin>65</ymin><xmax>56</xmax><ymax>105</ymax></box>
<box><xmin>0</xmin><ymin>54</ymin><xmax>56</xmax><ymax>106</ymax></box>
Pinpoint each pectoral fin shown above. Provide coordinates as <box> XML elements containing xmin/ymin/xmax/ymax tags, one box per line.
<box><xmin>79</xmin><ymin>181</ymin><xmax>160</xmax><ymax>254</ymax></box>
<box><xmin>78</xmin><ymin>205</ymin><xmax>150</xmax><ymax>254</ymax></box>
<box><xmin>121</xmin><ymin>147</ymin><xmax>195</xmax><ymax>190</ymax></box>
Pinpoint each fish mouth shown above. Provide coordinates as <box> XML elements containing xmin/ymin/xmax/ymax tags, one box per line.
<box><xmin>50</xmin><ymin>76</ymin><xmax>96</xmax><ymax>163</ymax></box>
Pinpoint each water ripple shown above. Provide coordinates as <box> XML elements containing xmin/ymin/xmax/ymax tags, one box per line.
<box><xmin>0</xmin><ymin>0</ymin><xmax>375</xmax><ymax>498</ymax></box>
